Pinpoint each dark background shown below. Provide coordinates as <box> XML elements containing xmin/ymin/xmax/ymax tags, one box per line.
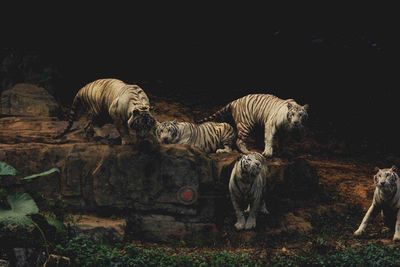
<box><xmin>1</xmin><ymin>11</ymin><xmax>399</xmax><ymax>157</ymax></box>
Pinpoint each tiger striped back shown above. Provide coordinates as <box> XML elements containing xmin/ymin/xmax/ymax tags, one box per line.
<box><xmin>198</xmin><ymin>94</ymin><xmax>309</xmax><ymax>157</ymax></box>
<box><xmin>156</xmin><ymin>121</ymin><xmax>235</xmax><ymax>153</ymax></box>
<box><xmin>55</xmin><ymin>78</ymin><xmax>155</xmax><ymax>144</ymax></box>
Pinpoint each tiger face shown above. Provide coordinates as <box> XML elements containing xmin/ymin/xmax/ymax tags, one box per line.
<box><xmin>156</xmin><ymin>121</ymin><xmax>179</xmax><ymax>144</ymax></box>
<box><xmin>374</xmin><ymin>166</ymin><xmax>399</xmax><ymax>197</ymax></box>
<box><xmin>240</xmin><ymin>153</ymin><xmax>263</xmax><ymax>180</ymax></box>
<box><xmin>286</xmin><ymin>103</ymin><xmax>309</xmax><ymax>129</ymax></box>
<box><xmin>128</xmin><ymin>106</ymin><xmax>156</xmax><ymax>138</ymax></box>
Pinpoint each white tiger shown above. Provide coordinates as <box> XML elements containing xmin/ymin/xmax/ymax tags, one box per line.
<box><xmin>55</xmin><ymin>78</ymin><xmax>156</xmax><ymax>144</ymax></box>
<box><xmin>229</xmin><ymin>152</ymin><xmax>269</xmax><ymax>230</ymax></box>
<box><xmin>156</xmin><ymin>120</ymin><xmax>235</xmax><ymax>153</ymax></box>
<box><xmin>354</xmin><ymin>166</ymin><xmax>400</xmax><ymax>241</ymax></box>
<box><xmin>198</xmin><ymin>94</ymin><xmax>309</xmax><ymax>157</ymax></box>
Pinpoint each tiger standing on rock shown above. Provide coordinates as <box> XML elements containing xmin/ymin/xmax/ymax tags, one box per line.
<box><xmin>199</xmin><ymin>94</ymin><xmax>309</xmax><ymax>157</ymax></box>
<box><xmin>156</xmin><ymin>120</ymin><xmax>235</xmax><ymax>153</ymax></box>
<box><xmin>54</xmin><ymin>79</ymin><xmax>156</xmax><ymax>145</ymax></box>
<box><xmin>354</xmin><ymin>166</ymin><xmax>400</xmax><ymax>241</ymax></box>
<box><xmin>229</xmin><ymin>152</ymin><xmax>269</xmax><ymax>230</ymax></box>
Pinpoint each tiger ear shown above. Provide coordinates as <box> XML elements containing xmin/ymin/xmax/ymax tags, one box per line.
<box><xmin>287</xmin><ymin>103</ymin><xmax>293</xmax><ymax>109</ymax></box>
<box><xmin>373</xmin><ymin>174</ymin><xmax>378</xmax><ymax>184</ymax></box>
<box><xmin>374</xmin><ymin>166</ymin><xmax>380</xmax><ymax>173</ymax></box>
<box><xmin>391</xmin><ymin>165</ymin><xmax>398</xmax><ymax>172</ymax></box>
<box><xmin>172</xmin><ymin>119</ymin><xmax>177</xmax><ymax>123</ymax></box>
<box><xmin>303</xmin><ymin>104</ymin><xmax>309</xmax><ymax>111</ymax></box>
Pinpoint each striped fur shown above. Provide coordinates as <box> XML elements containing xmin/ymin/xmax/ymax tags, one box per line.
<box><xmin>354</xmin><ymin>166</ymin><xmax>400</xmax><ymax>241</ymax></box>
<box><xmin>199</xmin><ymin>94</ymin><xmax>309</xmax><ymax>157</ymax></box>
<box><xmin>156</xmin><ymin>120</ymin><xmax>235</xmax><ymax>153</ymax></box>
<box><xmin>229</xmin><ymin>152</ymin><xmax>269</xmax><ymax>230</ymax></box>
<box><xmin>55</xmin><ymin>79</ymin><xmax>156</xmax><ymax>144</ymax></box>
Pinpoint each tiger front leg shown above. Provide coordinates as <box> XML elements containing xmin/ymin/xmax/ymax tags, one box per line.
<box><xmin>114</xmin><ymin>120</ymin><xmax>132</xmax><ymax>145</ymax></box>
<box><xmin>236</xmin><ymin>124</ymin><xmax>251</xmax><ymax>154</ymax></box>
<box><xmin>245</xmin><ymin>196</ymin><xmax>262</xmax><ymax>230</ymax></box>
<box><xmin>230</xmin><ymin>192</ymin><xmax>246</xmax><ymax>230</ymax></box>
<box><xmin>392</xmin><ymin>209</ymin><xmax>400</xmax><ymax>242</ymax></box>
<box><xmin>262</xmin><ymin>124</ymin><xmax>276</xmax><ymax>157</ymax></box>
<box><xmin>216</xmin><ymin>145</ymin><xmax>233</xmax><ymax>154</ymax></box>
<box><xmin>260</xmin><ymin>200</ymin><xmax>270</xmax><ymax>215</ymax></box>
<box><xmin>354</xmin><ymin>203</ymin><xmax>380</xmax><ymax>237</ymax></box>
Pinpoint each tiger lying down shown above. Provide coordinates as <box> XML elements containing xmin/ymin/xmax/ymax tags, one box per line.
<box><xmin>55</xmin><ymin>79</ymin><xmax>156</xmax><ymax>144</ymax></box>
<box><xmin>354</xmin><ymin>166</ymin><xmax>400</xmax><ymax>241</ymax></box>
<box><xmin>229</xmin><ymin>152</ymin><xmax>269</xmax><ymax>230</ymax></box>
<box><xmin>199</xmin><ymin>94</ymin><xmax>309</xmax><ymax>157</ymax></box>
<box><xmin>156</xmin><ymin>120</ymin><xmax>235</xmax><ymax>153</ymax></box>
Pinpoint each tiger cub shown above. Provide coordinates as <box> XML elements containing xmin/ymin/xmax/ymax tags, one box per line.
<box><xmin>229</xmin><ymin>152</ymin><xmax>269</xmax><ymax>230</ymax></box>
<box><xmin>354</xmin><ymin>166</ymin><xmax>400</xmax><ymax>241</ymax></box>
<box><xmin>199</xmin><ymin>94</ymin><xmax>309</xmax><ymax>157</ymax></box>
<box><xmin>55</xmin><ymin>79</ymin><xmax>156</xmax><ymax>144</ymax></box>
<box><xmin>156</xmin><ymin>120</ymin><xmax>235</xmax><ymax>153</ymax></box>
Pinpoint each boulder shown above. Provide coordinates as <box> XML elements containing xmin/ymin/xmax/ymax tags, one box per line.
<box><xmin>0</xmin><ymin>112</ymin><xmax>320</xmax><ymax>243</ymax></box>
<box><xmin>0</xmin><ymin>83</ymin><xmax>60</xmax><ymax>117</ymax></box>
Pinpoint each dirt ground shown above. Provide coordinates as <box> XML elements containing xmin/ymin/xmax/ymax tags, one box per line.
<box><xmin>65</xmin><ymin>95</ymin><xmax>400</xmax><ymax>258</ymax></box>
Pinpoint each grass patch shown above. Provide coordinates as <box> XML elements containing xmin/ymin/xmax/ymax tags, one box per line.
<box><xmin>55</xmin><ymin>236</ymin><xmax>400</xmax><ymax>267</ymax></box>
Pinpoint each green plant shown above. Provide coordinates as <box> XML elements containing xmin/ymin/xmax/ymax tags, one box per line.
<box><xmin>0</xmin><ymin>192</ymin><xmax>49</xmax><ymax>255</ymax></box>
<box><xmin>0</xmin><ymin>192</ymin><xmax>39</xmax><ymax>228</ymax></box>
<box><xmin>0</xmin><ymin>161</ymin><xmax>60</xmax><ymax>180</ymax></box>
<box><xmin>0</xmin><ymin>161</ymin><xmax>17</xmax><ymax>177</ymax></box>
<box><xmin>0</xmin><ymin>161</ymin><xmax>64</xmax><ymax>257</ymax></box>
<box><xmin>56</xmin><ymin>236</ymin><xmax>263</xmax><ymax>267</ymax></box>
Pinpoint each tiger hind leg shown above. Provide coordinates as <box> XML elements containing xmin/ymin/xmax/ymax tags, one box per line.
<box><xmin>83</xmin><ymin>117</ymin><xmax>95</xmax><ymax>140</ymax></box>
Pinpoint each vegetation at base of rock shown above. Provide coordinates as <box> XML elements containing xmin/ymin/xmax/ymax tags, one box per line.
<box><xmin>0</xmin><ymin>161</ymin><xmax>17</xmax><ymax>178</ymax></box>
<box><xmin>0</xmin><ymin>193</ymin><xmax>39</xmax><ymax>229</ymax></box>
<box><xmin>55</xmin><ymin>236</ymin><xmax>400</xmax><ymax>267</ymax></box>
<box><xmin>273</xmin><ymin>243</ymin><xmax>400</xmax><ymax>267</ymax></box>
<box><xmin>21</xmin><ymin>167</ymin><xmax>60</xmax><ymax>181</ymax></box>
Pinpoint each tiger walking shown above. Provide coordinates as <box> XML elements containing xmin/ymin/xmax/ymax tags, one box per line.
<box><xmin>198</xmin><ymin>94</ymin><xmax>309</xmax><ymax>157</ymax></box>
<box><xmin>55</xmin><ymin>79</ymin><xmax>156</xmax><ymax>145</ymax></box>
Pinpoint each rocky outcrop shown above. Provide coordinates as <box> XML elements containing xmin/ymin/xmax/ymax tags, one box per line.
<box><xmin>0</xmin><ymin>84</ymin><xmax>61</xmax><ymax>117</ymax></box>
<box><xmin>0</xmin><ymin>86</ymin><xmax>320</xmax><ymax>242</ymax></box>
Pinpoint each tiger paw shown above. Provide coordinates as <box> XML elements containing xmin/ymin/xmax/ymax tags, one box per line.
<box><xmin>216</xmin><ymin>148</ymin><xmax>230</xmax><ymax>154</ymax></box>
<box><xmin>262</xmin><ymin>147</ymin><xmax>273</xmax><ymax>158</ymax></box>
<box><xmin>234</xmin><ymin>216</ymin><xmax>246</xmax><ymax>230</ymax></box>
<box><xmin>234</xmin><ymin>221</ymin><xmax>245</xmax><ymax>230</ymax></box>
<box><xmin>244</xmin><ymin>216</ymin><xmax>256</xmax><ymax>230</ymax></box>
<box><xmin>353</xmin><ymin>229</ymin><xmax>364</xmax><ymax>237</ymax></box>
<box><xmin>393</xmin><ymin>233</ymin><xmax>400</xmax><ymax>242</ymax></box>
<box><xmin>260</xmin><ymin>206</ymin><xmax>270</xmax><ymax>215</ymax></box>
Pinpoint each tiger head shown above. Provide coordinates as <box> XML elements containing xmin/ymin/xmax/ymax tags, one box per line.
<box><xmin>239</xmin><ymin>153</ymin><xmax>264</xmax><ymax>181</ymax></box>
<box><xmin>286</xmin><ymin>102</ymin><xmax>309</xmax><ymax>129</ymax></box>
<box><xmin>374</xmin><ymin>166</ymin><xmax>399</xmax><ymax>197</ymax></box>
<box><xmin>127</xmin><ymin>105</ymin><xmax>156</xmax><ymax>138</ymax></box>
<box><xmin>156</xmin><ymin>120</ymin><xmax>179</xmax><ymax>144</ymax></box>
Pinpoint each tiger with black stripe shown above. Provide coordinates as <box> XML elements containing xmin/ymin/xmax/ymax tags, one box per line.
<box><xmin>55</xmin><ymin>78</ymin><xmax>156</xmax><ymax>144</ymax></box>
<box><xmin>198</xmin><ymin>94</ymin><xmax>309</xmax><ymax>157</ymax></box>
<box><xmin>156</xmin><ymin>120</ymin><xmax>235</xmax><ymax>153</ymax></box>
<box><xmin>229</xmin><ymin>152</ymin><xmax>269</xmax><ymax>230</ymax></box>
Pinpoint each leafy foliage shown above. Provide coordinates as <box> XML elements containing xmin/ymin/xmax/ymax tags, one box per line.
<box><xmin>0</xmin><ymin>193</ymin><xmax>39</xmax><ymax>229</ymax></box>
<box><xmin>21</xmin><ymin>167</ymin><xmax>60</xmax><ymax>181</ymax></box>
<box><xmin>0</xmin><ymin>161</ymin><xmax>17</xmax><ymax>177</ymax></box>
<box><xmin>55</xmin><ymin>236</ymin><xmax>400</xmax><ymax>267</ymax></box>
<box><xmin>272</xmin><ymin>243</ymin><xmax>400</xmax><ymax>267</ymax></box>
<box><xmin>56</xmin><ymin>236</ymin><xmax>262</xmax><ymax>267</ymax></box>
<box><xmin>44</xmin><ymin>215</ymin><xmax>66</xmax><ymax>234</ymax></box>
